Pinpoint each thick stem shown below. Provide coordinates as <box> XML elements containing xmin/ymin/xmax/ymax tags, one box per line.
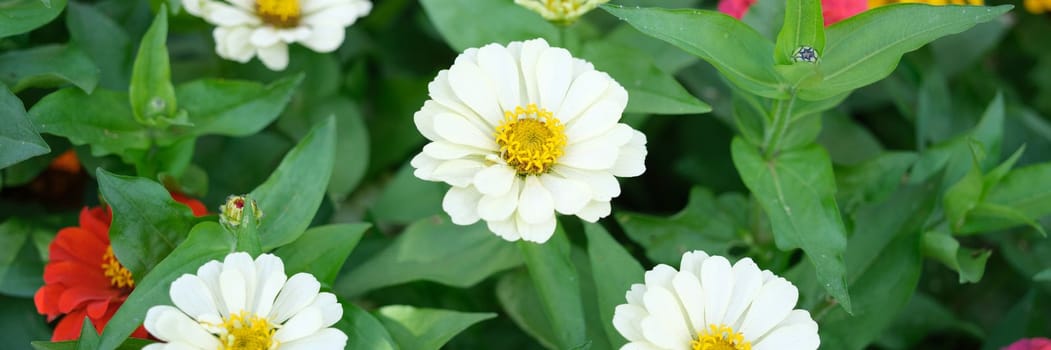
<box><xmin>762</xmin><ymin>92</ymin><xmax>797</xmax><ymax>159</ymax></box>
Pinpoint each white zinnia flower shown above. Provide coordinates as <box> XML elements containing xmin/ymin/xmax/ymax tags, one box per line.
<box><xmin>183</xmin><ymin>0</ymin><xmax>372</xmax><ymax>71</ymax></box>
<box><xmin>410</xmin><ymin>38</ymin><xmax>648</xmax><ymax>244</ymax></box>
<box><xmin>143</xmin><ymin>252</ymin><xmax>346</xmax><ymax>350</ymax></box>
<box><xmin>613</xmin><ymin>251</ymin><xmax>819</xmax><ymax>350</ymax></box>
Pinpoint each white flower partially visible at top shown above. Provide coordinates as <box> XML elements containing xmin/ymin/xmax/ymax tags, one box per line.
<box><xmin>613</xmin><ymin>251</ymin><xmax>819</xmax><ymax>350</ymax></box>
<box><xmin>143</xmin><ymin>252</ymin><xmax>346</xmax><ymax>350</ymax></box>
<box><xmin>183</xmin><ymin>0</ymin><xmax>372</xmax><ymax>71</ymax></box>
<box><xmin>410</xmin><ymin>38</ymin><xmax>647</xmax><ymax>244</ymax></box>
<box><xmin>515</xmin><ymin>0</ymin><xmax>609</xmax><ymax>25</ymax></box>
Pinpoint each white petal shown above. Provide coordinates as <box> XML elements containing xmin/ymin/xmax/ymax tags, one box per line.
<box><xmin>644</xmin><ymin>264</ymin><xmax>677</xmax><ymax>290</ymax></box>
<box><xmin>214</xmin><ymin>26</ymin><xmax>255</xmax><ymax>63</ymax></box>
<box><xmin>279</xmin><ymin>328</ymin><xmax>349</xmax><ymax>350</ymax></box>
<box><xmin>557</xmin><ymin>70</ymin><xmax>609</xmax><ymax>123</ymax></box>
<box><xmin>169</xmin><ymin>275</ymin><xmax>220</xmax><ymax>322</ymax></box>
<box><xmin>144</xmin><ymin>305</ymin><xmax>221</xmax><ymax>349</ymax></box>
<box><xmin>738</xmin><ymin>277</ymin><xmax>799</xmax><ymax>342</ymax></box>
<box><xmin>753</xmin><ymin>311</ymin><xmax>819</xmax><ymax>350</ymax></box>
<box><xmin>559</xmin><ymin>139</ymin><xmax>620</xmax><ymax>171</ymax></box>
<box><xmin>723</xmin><ymin>258</ymin><xmax>764</xmax><ymax>327</ymax></box>
<box><xmin>639</xmin><ymin>287</ymin><xmax>692</xmax><ymax>350</ymax></box>
<box><xmin>576</xmin><ymin>200</ymin><xmax>611</xmax><ymax>222</ymax></box>
<box><xmin>257</xmin><ymin>42</ymin><xmax>289</xmax><ymax>71</ymax></box>
<box><xmin>516</xmin><ymin>176</ymin><xmax>554</xmax><ymax>224</ymax></box>
<box><xmin>442</xmin><ymin>186</ymin><xmax>482</xmax><ymax>225</ymax></box>
<box><xmin>410</xmin><ymin>153</ymin><xmax>441</xmax><ymax>181</ymax></box>
<box><xmin>671</xmin><ymin>271</ymin><xmax>706</xmax><ymax>334</ymax></box>
<box><xmin>612</xmin><ymin>130</ymin><xmax>648</xmax><ymax>178</ymax></box>
<box><xmin>626</xmin><ymin>283</ymin><xmax>648</xmax><ymax>305</ymax></box>
<box><xmin>516</xmin><ymin>212</ymin><xmax>557</xmax><ymax>243</ymax></box>
<box><xmin>274</xmin><ymin>306</ymin><xmax>324</xmax><ymax>342</ymax></box>
<box><xmin>486</xmin><ymin>219</ymin><xmax>522</xmax><ymax>241</ymax></box>
<box><xmin>475</xmin><ymin>43</ymin><xmax>522</xmax><ymax>111</ymax></box>
<box><xmin>539</xmin><ymin>174</ymin><xmax>590</xmax><ymax>215</ymax></box>
<box><xmin>432</xmin><ymin>159</ymin><xmax>485</xmax><ymax>187</ymax></box>
<box><xmin>303</xmin><ymin>2</ymin><xmax>370</xmax><ymax>27</ymax></box>
<box><xmin>621</xmin><ymin>343</ymin><xmax>664</xmax><ymax>350</ymax></box>
<box><xmin>183</xmin><ymin>0</ymin><xmax>207</xmax><ymax>16</ymax></box>
<box><xmin>422</xmin><ymin>142</ymin><xmax>486</xmax><ymax>160</ymax></box>
<box><xmin>613</xmin><ymin>304</ymin><xmax>648</xmax><ymax>342</ymax></box>
<box><xmin>433</xmin><ymin>113</ymin><xmax>497</xmax><ymax>150</ymax></box>
<box><xmin>201</xmin><ymin>2</ymin><xmax>260</xmax><ymax>26</ymax></box>
<box><xmin>428</xmin><ymin>70</ymin><xmax>478</xmax><ymax>122</ymax></box>
<box><xmin>565</xmin><ymin>99</ymin><xmax>624</xmax><ymax>142</ymax></box>
<box><xmin>251</xmin><ymin>254</ymin><xmax>288</xmax><ymax>317</ymax></box>
<box><xmin>513</xmin><ymin>39</ymin><xmax>550</xmax><ymax>105</ymax></box>
<box><xmin>474</xmin><ymin>164</ymin><xmax>516</xmax><ymax>196</ymax></box>
<box><xmin>448</xmin><ymin>61</ymin><xmax>503</xmax><ymax>128</ymax></box>
<box><xmin>535</xmin><ymin>47</ymin><xmax>574</xmax><ymax>113</ymax></box>
<box><xmin>308</xmin><ymin>292</ymin><xmax>343</xmax><ymax>327</ymax></box>
<box><xmin>299</xmin><ymin>25</ymin><xmax>345</xmax><ymax>52</ymax></box>
<box><xmin>277</xmin><ymin>27</ymin><xmax>311</xmax><ymax>42</ymax></box>
<box><xmin>250</xmin><ymin>27</ymin><xmax>280</xmax><ymax>47</ymax></box>
<box><xmin>218</xmin><ymin>268</ymin><xmax>247</xmax><ymax>315</ymax></box>
<box><xmin>679</xmin><ymin>251</ymin><xmax>710</xmax><ymax>277</ymax></box>
<box><xmin>269</xmin><ymin>273</ymin><xmax>322</xmax><ymax>324</ymax></box>
<box><xmin>701</xmin><ymin>256</ymin><xmax>734</xmax><ymax>327</ymax></box>
<box><xmin>227</xmin><ymin>0</ymin><xmax>254</xmax><ymax>10</ymax></box>
<box><xmin>414</xmin><ymin>100</ymin><xmax>444</xmax><ymax>141</ymax></box>
<box><xmin>477</xmin><ymin>178</ymin><xmax>521</xmax><ymax>222</ymax></box>
<box><xmin>194</xmin><ymin>260</ymin><xmax>228</xmax><ymax>318</ymax></box>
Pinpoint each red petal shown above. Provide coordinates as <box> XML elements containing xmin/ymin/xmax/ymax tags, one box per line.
<box><xmin>44</xmin><ymin>261</ymin><xmax>112</xmax><ymax>289</ymax></box>
<box><xmin>34</xmin><ymin>284</ymin><xmax>65</xmax><ymax>320</ymax></box>
<box><xmin>170</xmin><ymin>192</ymin><xmax>209</xmax><ymax>217</ymax></box>
<box><xmin>79</xmin><ymin>207</ymin><xmax>111</xmax><ymax>237</ymax></box>
<box><xmin>48</xmin><ymin>227</ymin><xmax>107</xmax><ymax>265</ymax></box>
<box><xmin>52</xmin><ymin>310</ymin><xmax>87</xmax><ymax>341</ymax></box>
<box><xmin>57</xmin><ymin>287</ymin><xmax>120</xmax><ymax>314</ymax></box>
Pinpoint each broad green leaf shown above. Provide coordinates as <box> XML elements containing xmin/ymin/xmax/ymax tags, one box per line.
<box><xmin>944</xmin><ymin>155</ymin><xmax>984</xmax><ymax>232</ymax></box>
<box><xmin>835</xmin><ymin>152</ymin><xmax>917</xmax><ymax>210</ymax></box>
<box><xmin>275</xmin><ymin>96</ymin><xmax>368</xmax><ymax>201</ymax></box>
<box><xmin>964</xmin><ymin>162</ymin><xmax>1051</xmax><ymax>233</ymax></box>
<box><xmin>799</xmin><ymin>4</ymin><xmax>1011</xmax><ymax>100</ymax></box>
<box><xmin>916</xmin><ymin>69</ymin><xmax>952</xmax><ymax>149</ymax></box>
<box><xmin>731</xmin><ymin>138</ymin><xmax>852</xmax><ymax>312</ymax></box>
<box><xmin>0</xmin><ymin>0</ymin><xmax>67</xmax><ymax>39</ymax></box>
<box><xmin>66</xmin><ymin>2</ymin><xmax>131</xmax><ymax>90</ymax></box>
<box><xmin>32</xmin><ymin>339</ymin><xmax>152</xmax><ymax>350</ymax></box>
<box><xmin>581</xmin><ymin>41</ymin><xmax>710</xmax><ymax>115</ymax></box>
<box><xmin>0</xmin><ymin>45</ymin><xmax>98</xmax><ymax>93</ymax></box>
<box><xmin>128</xmin><ymin>7</ymin><xmax>177</xmax><ymax>124</ymax></box>
<box><xmin>819</xmin><ymin>110</ymin><xmax>885</xmax><ymax>165</ymax></box>
<box><xmin>337</xmin><ymin>217</ymin><xmax>522</xmax><ymax>296</ymax></box>
<box><xmin>911</xmin><ymin>93</ymin><xmax>1004</xmax><ymax>185</ymax></box>
<box><xmin>173</xmin><ymin>75</ymin><xmax>302</xmax><ymax>137</ymax></box>
<box><xmin>517</xmin><ymin>228</ymin><xmax>588</xmax><ymax>349</ymax></box>
<box><xmin>774</xmin><ymin>0</ymin><xmax>824</xmax><ymax>64</ymax></box>
<box><xmin>97</xmin><ymin>222</ymin><xmax>233</xmax><ymax>350</ymax></box>
<box><xmin>923</xmin><ymin>230</ymin><xmax>991</xmax><ymax>283</ymax></box>
<box><xmin>980</xmin><ymin>290</ymin><xmax>1048</xmax><ymax>350</ymax></box>
<box><xmin>742</xmin><ymin>0</ymin><xmax>786</xmax><ymax>40</ymax></box>
<box><xmin>419</xmin><ymin>0</ymin><xmax>558</xmax><ymax>52</ymax></box>
<box><xmin>273</xmin><ymin>223</ymin><xmax>370</xmax><ymax>286</ymax></box>
<box><xmin>30</xmin><ymin>88</ymin><xmax>147</xmax><ymax>158</ymax></box>
<box><xmin>0</xmin><ymin>85</ymin><xmax>49</xmax><ymax>169</ymax></box>
<box><xmin>0</xmin><ymin>218</ymin><xmax>46</xmax><ymax>297</ymax></box>
<box><xmin>876</xmin><ymin>293</ymin><xmax>982</xmax><ymax>349</ymax></box>
<box><xmin>603</xmin><ymin>5</ymin><xmax>786</xmax><ymax>99</ymax></box>
<box><xmin>931</xmin><ymin>18</ymin><xmax>1009</xmax><ymax>77</ymax></box>
<box><xmin>5</xmin><ymin>296</ymin><xmax>54</xmax><ymax>347</ymax></box>
<box><xmin>336</xmin><ymin>302</ymin><xmax>399</xmax><ymax>350</ymax></box>
<box><xmin>605</xmin><ymin>24</ymin><xmax>699</xmax><ymax>74</ymax></box>
<box><xmin>615</xmin><ymin>187</ymin><xmax>743</xmax><ymax>265</ymax></box>
<box><xmin>584</xmin><ymin>223</ymin><xmax>644</xmax><ymax>347</ymax></box>
<box><xmin>1035</xmin><ymin>268</ymin><xmax>1051</xmax><ymax>282</ymax></box>
<box><xmin>96</xmin><ymin>169</ymin><xmax>202</xmax><ymax>280</ymax></box>
<box><xmin>369</xmin><ymin>164</ymin><xmax>446</xmax><ymax>226</ymax></box>
<box><xmin>250</xmin><ymin>117</ymin><xmax>335</xmax><ymax>250</ymax></box>
<box><xmin>496</xmin><ymin>269</ymin><xmax>558</xmax><ymax>349</ymax></box>
<box><xmin>376</xmin><ymin>306</ymin><xmax>495</xmax><ymax>350</ymax></box>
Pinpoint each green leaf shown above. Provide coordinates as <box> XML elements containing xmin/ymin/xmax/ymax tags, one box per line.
<box><xmin>916</xmin><ymin>69</ymin><xmax>952</xmax><ymax>148</ymax></box>
<box><xmin>250</xmin><ymin>117</ymin><xmax>336</xmax><ymax>250</ymax></box>
<box><xmin>30</xmin><ymin>88</ymin><xmax>147</xmax><ymax>158</ymax></box>
<box><xmin>603</xmin><ymin>5</ymin><xmax>786</xmax><ymax>99</ymax></box>
<box><xmin>922</xmin><ymin>230</ymin><xmax>991</xmax><ymax>283</ymax></box>
<box><xmin>799</xmin><ymin>4</ymin><xmax>1011</xmax><ymax>100</ymax></box>
<box><xmin>337</xmin><ymin>217</ymin><xmax>522</xmax><ymax>296</ymax></box>
<box><xmin>376</xmin><ymin>306</ymin><xmax>495</xmax><ymax>350</ymax></box>
<box><xmin>66</xmin><ymin>2</ymin><xmax>131</xmax><ymax>90</ymax></box>
<box><xmin>964</xmin><ymin>162</ymin><xmax>1051</xmax><ymax>233</ymax></box>
<box><xmin>96</xmin><ymin>169</ymin><xmax>202</xmax><ymax>280</ymax></box>
<box><xmin>273</xmin><ymin>223</ymin><xmax>370</xmax><ymax>286</ymax></box>
<box><xmin>3</xmin><ymin>296</ymin><xmax>54</xmax><ymax>346</ymax></box>
<box><xmin>615</xmin><ymin>187</ymin><xmax>743</xmax><ymax>265</ymax></box>
<box><xmin>911</xmin><ymin>92</ymin><xmax>1004</xmax><ymax>185</ymax></box>
<box><xmin>128</xmin><ymin>7</ymin><xmax>176</xmax><ymax>124</ymax></box>
<box><xmin>944</xmin><ymin>154</ymin><xmax>984</xmax><ymax>232</ymax></box>
<box><xmin>33</xmin><ymin>339</ymin><xmax>153</xmax><ymax>350</ymax></box>
<box><xmin>980</xmin><ymin>290</ymin><xmax>1048</xmax><ymax>350</ymax></box>
<box><xmin>774</xmin><ymin>0</ymin><xmax>824</xmax><ymax>65</ymax></box>
<box><xmin>0</xmin><ymin>84</ymin><xmax>49</xmax><ymax>169</ymax></box>
<box><xmin>731</xmin><ymin>138</ymin><xmax>852</xmax><ymax>312</ymax></box>
<box><xmin>275</xmin><ymin>96</ymin><xmax>368</xmax><ymax>201</ymax></box>
<box><xmin>336</xmin><ymin>302</ymin><xmax>399</xmax><ymax>350</ymax></box>
<box><xmin>97</xmin><ymin>222</ymin><xmax>233</xmax><ymax>350</ymax></box>
<box><xmin>0</xmin><ymin>45</ymin><xmax>99</xmax><ymax>93</ymax></box>
<box><xmin>419</xmin><ymin>0</ymin><xmax>558</xmax><ymax>52</ymax></box>
<box><xmin>496</xmin><ymin>269</ymin><xmax>558</xmax><ymax>348</ymax></box>
<box><xmin>0</xmin><ymin>217</ymin><xmax>46</xmax><ymax>297</ymax></box>
<box><xmin>0</xmin><ymin>0</ymin><xmax>67</xmax><ymax>39</ymax></box>
<box><xmin>584</xmin><ymin>223</ymin><xmax>644</xmax><ymax>348</ymax></box>
<box><xmin>369</xmin><ymin>164</ymin><xmax>447</xmax><ymax>227</ymax></box>
<box><xmin>174</xmin><ymin>75</ymin><xmax>302</xmax><ymax>137</ymax></box>
<box><xmin>1035</xmin><ymin>268</ymin><xmax>1051</xmax><ymax>282</ymax></box>
<box><xmin>581</xmin><ymin>41</ymin><xmax>710</xmax><ymax>115</ymax></box>
<box><xmin>517</xmin><ymin>228</ymin><xmax>588</xmax><ymax>349</ymax></box>
<box><xmin>76</xmin><ymin>318</ymin><xmax>99</xmax><ymax>350</ymax></box>
<box><xmin>835</xmin><ymin>152</ymin><xmax>917</xmax><ymax>210</ymax></box>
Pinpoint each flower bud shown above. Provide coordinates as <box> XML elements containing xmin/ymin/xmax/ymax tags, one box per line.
<box><xmin>515</xmin><ymin>0</ymin><xmax>609</xmax><ymax>25</ymax></box>
<box><xmin>220</xmin><ymin>195</ymin><xmax>263</xmax><ymax>228</ymax></box>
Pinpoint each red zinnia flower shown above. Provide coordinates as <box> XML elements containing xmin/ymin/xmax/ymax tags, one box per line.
<box><xmin>33</xmin><ymin>194</ymin><xmax>208</xmax><ymax>341</ymax></box>
<box><xmin>1005</xmin><ymin>338</ymin><xmax>1051</xmax><ymax>350</ymax></box>
<box><xmin>718</xmin><ymin>0</ymin><xmax>868</xmax><ymax>26</ymax></box>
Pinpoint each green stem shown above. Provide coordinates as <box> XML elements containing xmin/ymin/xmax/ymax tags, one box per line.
<box><xmin>762</xmin><ymin>92</ymin><xmax>797</xmax><ymax>159</ymax></box>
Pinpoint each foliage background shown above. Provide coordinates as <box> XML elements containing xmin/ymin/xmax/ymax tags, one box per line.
<box><xmin>1</xmin><ymin>0</ymin><xmax>1050</xmax><ymax>349</ymax></box>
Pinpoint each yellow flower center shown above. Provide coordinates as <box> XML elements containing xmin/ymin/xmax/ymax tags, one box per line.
<box><xmin>219</xmin><ymin>312</ymin><xmax>276</xmax><ymax>350</ymax></box>
<box><xmin>691</xmin><ymin>325</ymin><xmax>751</xmax><ymax>350</ymax></box>
<box><xmin>101</xmin><ymin>246</ymin><xmax>134</xmax><ymax>289</ymax></box>
<box><xmin>495</xmin><ymin>104</ymin><xmax>567</xmax><ymax>176</ymax></box>
<box><xmin>255</xmin><ymin>0</ymin><xmax>300</xmax><ymax>28</ymax></box>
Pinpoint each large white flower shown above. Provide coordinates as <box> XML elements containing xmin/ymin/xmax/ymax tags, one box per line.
<box><xmin>143</xmin><ymin>252</ymin><xmax>346</xmax><ymax>350</ymax></box>
<box><xmin>613</xmin><ymin>251</ymin><xmax>819</xmax><ymax>350</ymax></box>
<box><xmin>411</xmin><ymin>38</ymin><xmax>648</xmax><ymax>244</ymax></box>
<box><xmin>183</xmin><ymin>0</ymin><xmax>372</xmax><ymax>71</ymax></box>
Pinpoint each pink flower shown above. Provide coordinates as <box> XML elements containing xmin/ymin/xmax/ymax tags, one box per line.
<box><xmin>1004</xmin><ymin>338</ymin><xmax>1051</xmax><ymax>350</ymax></box>
<box><xmin>718</xmin><ymin>0</ymin><xmax>867</xmax><ymax>25</ymax></box>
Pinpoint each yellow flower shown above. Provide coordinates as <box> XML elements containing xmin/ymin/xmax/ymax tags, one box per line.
<box><xmin>869</xmin><ymin>0</ymin><xmax>983</xmax><ymax>7</ymax></box>
<box><xmin>1025</xmin><ymin>0</ymin><xmax>1051</xmax><ymax>13</ymax></box>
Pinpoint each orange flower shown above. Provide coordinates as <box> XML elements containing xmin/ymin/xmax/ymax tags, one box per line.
<box><xmin>33</xmin><ymin>194</ymin><xmax>208</xmax><ymax>341</ymax></box>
